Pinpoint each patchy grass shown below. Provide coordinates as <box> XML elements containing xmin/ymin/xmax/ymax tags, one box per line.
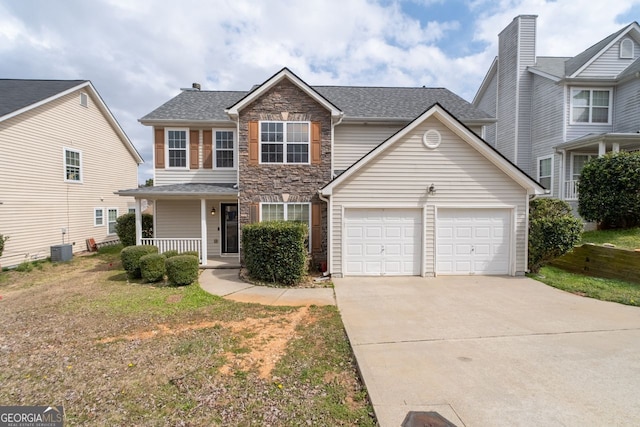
<box><xmin>530</xmin><ymin>266</ymin><xmax>640</xmax><ymax>306</ymax></box>
<box><xmin>0</xmin><ymin>254</ymin><xmax>374</xmax><ymax>426</ymax></box>
<box><xmin>580</xmin><ymin>227</ymin><xmax>640</xmax><ymax>250</ymax></box>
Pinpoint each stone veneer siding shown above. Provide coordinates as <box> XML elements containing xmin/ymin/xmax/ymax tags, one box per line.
<box><xmin>238</xmin><ymin>79</ymin><xmax>332</xmax><ymax>264</ymax></box>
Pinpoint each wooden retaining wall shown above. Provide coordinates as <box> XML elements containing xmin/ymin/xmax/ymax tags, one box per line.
<box><xmin>550</xmin><ymin>244</ymin><xmax>640</xmax><ymax>285</ymax></box>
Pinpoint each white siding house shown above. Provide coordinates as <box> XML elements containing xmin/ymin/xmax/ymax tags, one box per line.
<box><xmin>0</xmin><ymin>80</ymin><xmax>142</xmax><ymax>267</ymax></box>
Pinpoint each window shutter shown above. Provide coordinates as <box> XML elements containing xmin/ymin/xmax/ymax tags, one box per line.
<box><xmin>154</xmin><ymin>128</ymin><xmax>165</xmax><ymax>168</ymax></box>
<box><xmin>311</xmin><ymin>202</ymin><xmax>322</xmax><ymax>253</ymax></box>
<box><xmin>249</xmin><ymin>203</ymin><xmax>259</xmax><ymax>224</ymax></box>
<box><xmin>189</xmin><ymin>130</ymin><xmax>199</xmax><ymax>169</ymax></box>
<box><xmin>249</xmin><ymin>121</ymin><xmax>259</xmax><ymax>165</ymax></box>
<box><xmin>203</xmin><ymin>130</ymin><xmax>213</xmax><ymax>168</ymax></box>
<box><xmin>311</xmin><ymin>122</ymin><xmax>321</xmax><ymax>165</ymax></box>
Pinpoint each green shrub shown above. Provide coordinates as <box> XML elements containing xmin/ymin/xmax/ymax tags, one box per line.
<box><xmin>15</xmin><ymin>261</ymin><xmax>33</xmax><ymax>272</ymax></box>
<box><xmin>115</xmin><ymin>213</ymin><xmax>154</xmax><ymax>247</ymax></box>
<box><xmin>0</xmin><ymin>234</ymin><xmax>8</xmax><ymax>258</ymax></box>
<box><xmin>529</xmin><ymin>198</ymin><xmax>582</xmax><ymax>273</ymax></box>
<box><xmin>166</xmin><ymin>255</ymin><xmax>199</xmax><ymax>286</ymax></box>
<box><xmin>578</xmin><ymin>152</ymin><xmax>640</xmax><ymax>229</ymax></box>
<box><xmin>139</xmin><ymin>253</ymin><xmax>166</xmax><ymax>283</ymax></box>
<box><xmin>121</xmin><ymin>245</ymin><xmax>158</xmax><ymax>279</ymax></box>
<box><xmin>181</xmin><ymin>251</ymin><xmax>200</xmax><ymax>259</ymax></box>
<box><xmin>162</xmin><ymin>250</ymin><xmax>180</xmax><ymax>258</ymax></box>
<box><xmin>242</xmin><ymin>221</ymin><xmax>308</xmax><ymax>285</ymax></box>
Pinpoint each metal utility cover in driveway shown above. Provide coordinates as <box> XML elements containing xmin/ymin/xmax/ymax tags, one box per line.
<box><xmin>334</xmin><ymin>275</ymin><xmax>640</xmax><ymax>427</ymax></box>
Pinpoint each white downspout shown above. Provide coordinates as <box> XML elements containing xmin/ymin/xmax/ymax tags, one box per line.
<box><xmin>135</xmin><ymin>198</ymin><xmax>142</xmax><ymax>245</ymax></box>
<box><xmin>200</xmin><ymin>199</ymin><xmax>208</xmax><ymax>265</ymax></box>
<box><xmin>318</xmin><ymin>191</ymin><xmax>331</xmax><ymax>274</ymax></box>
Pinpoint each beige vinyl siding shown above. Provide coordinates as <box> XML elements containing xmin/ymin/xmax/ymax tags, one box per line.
<box><xmin>155</xmin><ymin>127</ymin><xmax>237</xmax><ymax>186</ymax></box>
<box><xmin>330</xmin><ymin>116</ymin><xmax>528</xmax><ymax>276</ymax></box>
<box><xmin>333</xmin><ymin>124</ymin><xmax>402</xmax><ymax>170</ymax></box>
<box><xmin>0</xmin><ymin>90</ymin><xmax>138</xmax><ymax>267</ymax></box>
<box><xmin>577</xmin><ymin>38</ymin><xmax>640</xmax><ymax>78</ymax></box>
<box><xmin>155</xmin><ymin>200</ymin><xmax>201</xmax><ymax>238</ymax></box>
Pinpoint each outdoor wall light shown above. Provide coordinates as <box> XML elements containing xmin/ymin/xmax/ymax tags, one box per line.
<box><xmin>210</xmin><ymin>207</ymin><xmax>216</xmax><ymax>215</ymax></box>
<box><xmin>428</xmin><ymin>184</ymin><xmax>436</xmax><ymax>195</ymax></box>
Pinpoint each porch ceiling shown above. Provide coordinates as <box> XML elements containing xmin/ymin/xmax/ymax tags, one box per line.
<box><xmin>116</xmin><ymin>183</ymin><xmax>238</xmax><ymax>199</ymax></box>
<box><xmin>554</xmin><ymin>132</ymin><xmax>640</xmax><ymax>152</ymax></box>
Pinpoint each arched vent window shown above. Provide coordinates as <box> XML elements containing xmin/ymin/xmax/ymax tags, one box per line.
<box><xmin>620</xmin><ymin>38</ymin><xmax>634</xmax><ymax>59</ymax></box>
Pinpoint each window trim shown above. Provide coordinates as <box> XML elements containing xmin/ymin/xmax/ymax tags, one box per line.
<box><xmin>620</xmin><ymin>38</ymin><xmax>634</xmax><ymax>59</ymax></box>
<box><xmin>80</xmin><ymin>92</ymin><xmax>88</xmax><ymax>107</ymax></box>
<box><xmin>537</xmin><ymin>155</ymin><xmax>553</xmax><ymax>195</ymax></box>
<box><xmin>63</xmin><ymin>147</ymin><xmax>83</xmax><ymax>183</ymax></box>
<box><xmin>259</xmin><ymin>121</ymin><xmax>311</xmax><ymax>165</ymax></box>
<box><xmin>214</xmin><ymin>128</ymin><xmax>236</xmax><ymax>169</ymax></box>
<box><xmin>164</xmin><ymin>128</ymin><xmax>189</xmax><ymax>170</ymax></box>
<box><xmin>569</xmin><ymin>88</ymin><xmax>612</xmax><ymax>125</ymax></box>
<box><xmin>107</xmin><ymin>208</ymin><xmax>118</xmax><ymax>235</ymax></box>
<box><xmin>260</xmin><ymin>202</ymin><xmax>312</xmax><ymax>249</ymax></box>
<box><xmin>94</xmin><ymin>208</ymin><xmax>105</xmax><ymax>227</ymax></box>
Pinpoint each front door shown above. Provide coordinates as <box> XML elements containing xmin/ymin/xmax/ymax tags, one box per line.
<box><xmin>221</xmin><ymin>203</ymin><xmax>238</xmax><ymax>254</ymax></box>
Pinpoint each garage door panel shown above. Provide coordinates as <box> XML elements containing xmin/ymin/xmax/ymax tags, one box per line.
<box><xmin>456</xmin><ymin>227</ymin><xmax>472</xmax><ymax>238</ymax></box>
<box><xmin>345</xmin><ymin>208</ymin><xmax>422</xmax><ymax>276</ymax></box>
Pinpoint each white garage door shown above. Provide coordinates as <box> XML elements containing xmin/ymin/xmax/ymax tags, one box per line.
<box><xmin>345</xmin><ymin>209</ymin><xmax>422</xmax><ymax>276</ymax></box>
<box><xmin>436</xmin><ymin>208</ymin><xmax>511</xmax><ymax>275</ymax></box>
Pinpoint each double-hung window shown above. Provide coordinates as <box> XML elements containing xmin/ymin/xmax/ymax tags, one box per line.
<box><xmin>537</xmin><ymin>156</ymin><xmax>553</xmax><ymax>192</ymax></box>
<box><xmin>215</xmin><ymin>130</ymin><xmax>234</xmax><ymax>168</ymax></box>
<box><xmin>94</xmin><ymin>208</ymin><xmax>104</xmax><ymax>226</ymax></box>
<box><xmin>260</xmin><ymin>121</ymin><xmax>309</xmax><ymax>164</ymax></box>
<box><xmin>166</xmin><ymin>129</ymin><xmax>188</xmax><ymax>168</ymax></box>
<box><xmin>64</xmin><ymin>148</ymin><xmax>82</xmax><ymax>182</ymax></box>
<box><xmin>571</xmin><ymin>88</ymin><xmax>612</xmax><ymax>124</ymax></box>
<box><xmin>107</xmin><ymin>208</ymin><xmax>118</xmax><ymax>235</ymax></box>
<box><xmin>571</xmin><ymin>154</ymin><xmax>595</xmax><ymax>181</ymax></box>
<box><xmin>261</xmin><ymin>202</ymin><xmax>310</xmax><ymax>227</ymax></box>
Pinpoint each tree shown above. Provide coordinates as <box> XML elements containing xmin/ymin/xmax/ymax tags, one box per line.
<box><xmin>144</xmin><ymin>178</ymin><xmax>154</xmax><ymax>187</ymax></box>
<box><xmin>528</xmin><ymin>198</ymin><xmax>582</xmax><ymax>273</ymax></box>
<box><xmin>578</xmin><ymin>152</ymin><xmax>640</xmax><ymax>229</ymax></box>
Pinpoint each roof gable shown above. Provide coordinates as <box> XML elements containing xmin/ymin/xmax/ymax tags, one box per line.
<box><xmin>226</xmin><ymin>67</ymin><xmax>342</xmax><ymax>119</ymax></box>
<box><xmin>321</xmin><ymin>103</ymin><xmax>544</xmax><ymax>196</ymax></box>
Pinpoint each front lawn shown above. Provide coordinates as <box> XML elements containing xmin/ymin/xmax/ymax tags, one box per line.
<box><xmin>0</xmin><ymin>252</ymin><xmax>375</xmax><ymax>426</ymax></box>
<box><xmin>580</xmin><ymin>227</ymin><xmax>640</xmax><ymax>250</ymax></box>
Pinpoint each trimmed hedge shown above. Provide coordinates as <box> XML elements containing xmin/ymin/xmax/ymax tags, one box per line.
<box><xmin>115</xmin><ymin>213</ymin><xmax>154</xmax><ymax>247</ymax></box>
<box><xmin>121</xmin><ymin>245</ymin><xmax>159</xmax><ymax>279</ymax></box>
<box><xmin>242</xmin><ymin>221</ymin><xmax>308</xmax><ymax>285</ymax></box>
<box><xmin>528</xmin><ymin>198</ymin><xmax>582</xmax><ymax>273</ymax></box>
<box><xmin>181</xmin><ymin>251</ymin><xmax>200</xmax><ymax>259</ymax></box>
<box><xmin>139</xmin><ymin>253</ymin><xmax>166</xmax><ymax>283</ymax></box>
<box><xmin>166</xmin><ymin>255</ymin><xmax>199</xmax><ymax>286</ymax></box>
<box><xmin>162</xmin><ymin>250</ymin><xmax>180</xmax><ymax>258</ymax></box>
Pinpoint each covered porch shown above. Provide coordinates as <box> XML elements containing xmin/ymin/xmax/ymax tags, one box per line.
<box><xmin>555</xmin><ymin>133</ymin><xmax>640</xmax><ymax>201</ymax></box>
<box><xmin>117</xmin><ymin>183</ymin><xmax>240</xmax><ymax>266</ymax></box>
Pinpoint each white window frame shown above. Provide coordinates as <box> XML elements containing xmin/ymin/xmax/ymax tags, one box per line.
<box><xmin>570</xmin><ymin>152</ymin><xmax>596</xmax><ymax>181</ymax></box>
<box><xmin>165</xmin><ymin>128</ymin><xmax>189</xmax><ymax>169</ymax></box>
<box><xmin>620</xmin><ymin>38</ymin><xmax>634</xmax><ymax>59</ymax></box>
<box><xmin>570</xmin><ymin>88</ymin><xmax>612</xmax><ymax>125</ymax></box>
<box><xmin>260</xmin><ymin>202</ymin><xmax>312</xmax><ymax>249</ymax></box>
<box><xmin>107</xmin><ymin>208</ymin><xmax>118</xmax><ymax>235</ymax></box>
<box><xmin>94</xmin><ymin>208</ymin><xmax>105</xmax><ymax>227</ymax></box>
<box><xmin>537</xmin><ymin>155</ymin><xmax>553</xmax><ymax>195</ymax></box>
<box><xmin>80</xmin><ymin>92</ymin><xmax>88</xmax><ymax>107</ymax></box>
<box><xmin>214</xmin><ymin>129</ymin><xmax>236</xmax><ymax>169</ymax></box>
<box><xmin>259</xmin><ymin>121</ymin><xmax>310</xmax><ymax>165</ymax></box>
<box><xmin>63</xmin><ymin>147</ymin><xmax>83</xmax><ymax>183</ymax></box>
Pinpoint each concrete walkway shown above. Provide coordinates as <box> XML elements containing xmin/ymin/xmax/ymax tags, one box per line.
<box><xmin>198</xmin><ymin>268</ymin><xmax>335</xmax><ymax>306</ymax></box>
<box><xmin>334</xmin><ymin>275</ymin><xmax>640</xmax><ymax>427</ymax></box>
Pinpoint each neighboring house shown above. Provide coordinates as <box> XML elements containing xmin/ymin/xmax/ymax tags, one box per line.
<box><xmin>119</xmin><ymin>68</ymin><xmax>544</xmax><ymax>276</ymax></box>
<box><xmin>0</xmin><ymin>79</ymin><xmax>142</xmax><ymax>267</ymax></box>
<box><xmin>474</xmin><ymin>15</ymin><xmax>640</xmax><ymax>208</ymax></box>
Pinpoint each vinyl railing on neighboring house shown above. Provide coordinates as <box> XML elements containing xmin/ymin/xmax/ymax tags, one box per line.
<box><xmin>141</xmin><ymin>238</ymin><xmax>202</xmax><ymax>263</ymax></box>
<box><xmin>564</xmin><ymin>180</ymin><xmax>579</xmax><ymax>200</ymax></box>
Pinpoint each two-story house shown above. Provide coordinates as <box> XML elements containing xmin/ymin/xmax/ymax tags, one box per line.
<box><xmin>0</xmin><ymin>79</ymin><xmax>143</xmax><ymax>268</ymax></box>
<box><xmin>119</xmin><ymin>68</ymin><xmax>544</xmax><ymax>277</ymax></box>
<box><xmin>473</xmin><ymin>15</ymin><xmax>640</xmax><ymax>209</ymax></box>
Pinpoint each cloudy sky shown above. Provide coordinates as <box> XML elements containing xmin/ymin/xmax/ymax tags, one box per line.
<box><xmin>1</xmin><ymin>0</ymin><xmax>639</xmax><ymax>183</ymax></box>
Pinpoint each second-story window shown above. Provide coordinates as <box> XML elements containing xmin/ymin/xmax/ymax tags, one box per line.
<box><xmin>571</xmin><ymin>89</ymin><xmax>611</xmax><ymax>124</ymax></box>
<box><xmin>167</xmin><ymin>129</ymin><xmax>188</xmax><ymax>168</ymax></box>
<box><xmin>64</xmin><ymin>148</ymin><xmax>82</xmax><ymax>182</ymax></box>
<box><xmin>215</xmin><ymin>130</ymin><xmax>234</xmax><ymax>168</ymax></box>
<box><xmin>260</xmin><ymin>121</ymin><xmax>309</xmax><ymax>164</ymax></box>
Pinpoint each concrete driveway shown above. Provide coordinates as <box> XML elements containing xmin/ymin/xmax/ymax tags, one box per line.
<box><xmin>333</xmin><ymin>276</ymin><xmax>640</xmax><ymax>427</ymax></box>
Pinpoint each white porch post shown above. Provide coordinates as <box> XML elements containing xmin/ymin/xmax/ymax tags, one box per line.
<box><xmin>613</xmin><ymin>143</ymin><xmax>620</xmax><ymax>153</ymax></box>
<box><xmin>560</xmin><ymin>150</ymin><xmax>566</xmax><ymax>200</ymax></box>
<box><xmin>135</xmin><ymin>198</ymin><xmax>142</xmax><ymax>245</ymax></box>
<box><xmin>598</xmin><ymin>141</ymin><xmax>606</xmax><ymax>157</ymax></box>
<box><xmin>200</xmin><ymin>199</ymin><xmax>208</xmax><ymax>265</ymax></box>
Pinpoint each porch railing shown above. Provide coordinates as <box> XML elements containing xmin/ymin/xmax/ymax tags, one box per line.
<box><xmin>141</xmin><ymin>238</ymin><xmax>202</xmax><ymax>263</ymax></box>
<box><xmin>564</xmin><ymin>180</ymin><xmax>579</xmax><ymax>200</ymax></box>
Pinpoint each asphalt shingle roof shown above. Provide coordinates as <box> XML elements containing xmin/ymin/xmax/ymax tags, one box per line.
<box><xmin>529</xmin><ymin>57</ymin><xmax>570</xmax><ymax>78</ymax></box>
<box><xmin>141</xmin><ymin>85</ymin><xmax>493</xmax><ymax>122</ymax></box>
<box><xmin>117</xmin><ymin>183</ymin><xmax>237</xmax><ymax>196</ymax></box>
<box><xmin>0</xmin><ymin>79</ymin><xmax>87</xmax><ymax>118</ymax></box>
<box><xmin>565</xmin><ymin>25</ymin><xmax>631</xmax><ymax>77</ymax></box>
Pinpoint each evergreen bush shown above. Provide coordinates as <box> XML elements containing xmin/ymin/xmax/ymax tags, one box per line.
<box><xmin>166</xmin><ymin>255</ymin><xmax>199</xmax><ymax>286</ymax></box>
<box><xmin>115</xmin><ymin>213</ymin><xmax>154</xmax><ymax>247</ymax></box>
<box><xmin>121</xmin><ymin>245</ymin><xmax>158</xmax><ymax>279</ymax></box>
<box><xmin>139</xmin><ymin>253</ymin><xmax>166</xmax><ymax>283</ymax></box>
